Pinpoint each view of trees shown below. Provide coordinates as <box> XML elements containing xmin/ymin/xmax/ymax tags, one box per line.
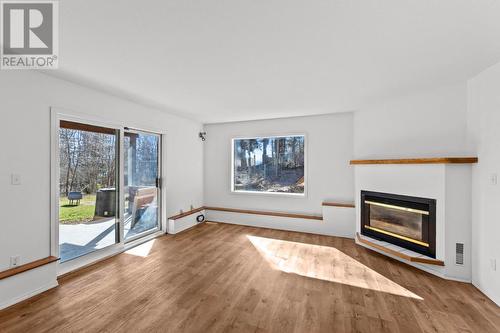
<box><xmin>124</xmin><ymin>133</ymin><xmax>159</xmax><ymax>187</ymax></box>
<box><xmin>59</xmin><ymin>128</ymin><xmax>117</xmax><ymax>196</ymax></box>
<box><xmin>60</xmin><ymin>128</ymin><xmax>160</xmax><ymax>197</ymax></box>
<box><xmin>233</xmin><ymin>136</ymin><xmax>305</xmax><ymax>194</ymax></box>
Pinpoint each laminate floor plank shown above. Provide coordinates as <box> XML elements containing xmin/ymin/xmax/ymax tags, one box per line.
<box><xmin>0</xmin><ymin>222</ymin><xmax>498</xmax><ymax>333</ymax></box>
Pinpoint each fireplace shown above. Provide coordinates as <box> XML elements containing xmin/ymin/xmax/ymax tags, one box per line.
<box><xmin>361</xmin><ymin>191</ymin><xmax>436</xmax><ymax>258</ymax></box>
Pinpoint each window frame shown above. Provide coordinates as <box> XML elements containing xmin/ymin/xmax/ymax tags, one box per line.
<box><xmin>230</xmin><ymin>134</ymin><xmax>308</xmax><ymax>197</ymax></box>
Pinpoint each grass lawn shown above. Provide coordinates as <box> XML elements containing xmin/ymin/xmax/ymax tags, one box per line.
<box><xmin>59</xmin><ymin>194</ymin><xmax>96</xmax><ymax>224</ymax></box>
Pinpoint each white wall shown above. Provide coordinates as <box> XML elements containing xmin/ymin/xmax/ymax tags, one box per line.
<box><xmin>467</xmin><ymin>62</ymin><xmax>500</xmax><ymax>306</ymax></box>
<box><xmin>354</xmin><ymin>83</ymin><xmax>469</xmax><ymax>158</ymax></box>
<box><xmin>0</xmin><ymin>71</ymin><xmax>204</xmax><ymax>306</ymax></box>
<box><xmin>204</xmin><ymin>113</ymin><xmax>354</xmax><ymax>216</ymax></box>
<box><xmin>203</xmin><ymin>85</ymin><xmax>471</xmax><ymax>235</ymax></box>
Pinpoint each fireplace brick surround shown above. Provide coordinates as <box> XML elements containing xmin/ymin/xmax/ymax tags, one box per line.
<box><xmin>352</xmin><ymin>157</ymin><xmax>477</xmax><ymax>282</ymax></box>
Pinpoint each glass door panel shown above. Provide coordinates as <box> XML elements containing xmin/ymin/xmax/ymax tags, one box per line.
<box><xmin>124</xmin><ymin>130</ymin><xmax>161</xmax><ymax>241</ymax></box>
<box><xmin>59</xmin><ymin>120</ymin><xmax>119</xmax><ymax>262</ymax></box>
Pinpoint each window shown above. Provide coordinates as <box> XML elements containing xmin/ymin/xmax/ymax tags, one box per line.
<box><xmin>232</xmin><ymin>135</ymin><xmax>305</xmax><ymax>195</ymax></box>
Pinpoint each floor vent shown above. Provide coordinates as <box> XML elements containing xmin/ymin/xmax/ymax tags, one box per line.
<box><xmin>456</xmin><ymin>243</ymin><xmax>464</xmax><ymax>265</ymax></box>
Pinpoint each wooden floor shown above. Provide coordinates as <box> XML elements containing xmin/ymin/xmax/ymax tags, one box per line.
<box><xmin>1</xmin><ymin>222</ymin><xmax>499</xmax><ymax>333</ymax></box>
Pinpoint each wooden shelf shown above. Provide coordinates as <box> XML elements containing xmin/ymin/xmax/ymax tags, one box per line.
<box><xmin>350</xmin><ymin>157</ymin><xmax>478</xmax><ymax>165</ymax></box>
<box><xmin>0</xmin><ymin>256</ymin><xmax>59</xmax><ymax>281</ymax></box>
<box><xmin>356</xmin><ymin>233</ymin><xmax>444</xmax><ymax>266</ymax></box>
<box><xmin>168</xmin><ymin>207</ymin><xmax>205</xmax><ymax>220</ymax></box>
<box><xmin>204</xmin><ymin>206</ymin><xmax>323</xmax><ymax>220</ymax></box>
<box><xmin>322</xmin><ymin>202</ymin><xmax>355</xmax><ymax>208</ymax></box>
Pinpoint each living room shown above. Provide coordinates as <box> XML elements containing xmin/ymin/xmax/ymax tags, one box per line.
<box><xmin>0</xmin><ymin>1</ymin><xmax>499</xmax><ymax>332</ymax></box>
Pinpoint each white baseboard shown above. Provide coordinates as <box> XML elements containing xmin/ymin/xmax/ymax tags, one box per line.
<box><xmin>206</xmin><ymin>210</ymin><xmax>339</xmax><ymax>237</ymax></box>
<box><xmin>168</xmin><ymin>210</ymin><xmax>205</xmax><ymax>234</ymax></box>
<box><xmin>444</xmin><ymin>275</ymin><xmax>472</xmax><ymax>283</ymax></box>
<box><xmin>0</xmin><ymin>280</ymin><xmax>58</xmax><ymax>311</ymax></box>
<box><xmin>0</xmin><ymin>262</ymin><xmax>59</xmax><ymax>310</ymax></box>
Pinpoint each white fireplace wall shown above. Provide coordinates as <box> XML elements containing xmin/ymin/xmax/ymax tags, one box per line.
<box><xmin>354</xmin><ymin>163</ymin><xmax>472</xmax><ymax>281</ymax></box>
<box><xmin>444</xmin><ymin>165</ymin><xmax>472</xmax><ymax>281</ymax></box>
<box><xmin>354</xmin><ymin>164</ymin><xmax>446</xmax><ymax>260</ymax></box>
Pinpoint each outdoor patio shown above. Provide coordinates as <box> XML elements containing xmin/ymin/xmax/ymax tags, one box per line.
<box><xmin>60</xmin><ymin>207</ymin><xmax>159</xmax><ymax>262</ymax></box>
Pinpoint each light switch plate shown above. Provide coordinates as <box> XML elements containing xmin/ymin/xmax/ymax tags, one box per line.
<box><xmin>491</xmin><ymin>259</ymin><xmax>497</xmax><ymax>271</ymax></box>
<box><xmin>11</xmin><ymin>174</ymin><xmax>21</xmax><ymax>185</ymax></box>
<box><xmin>491</xmin><ymin>174</ymin><xmax>498</xmax><ymax>185</ymax></box>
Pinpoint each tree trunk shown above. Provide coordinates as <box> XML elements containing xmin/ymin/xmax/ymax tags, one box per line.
<box><xmin>262</xmin><ymin>139</ymin><xmax>268</xmax><ymax>177</ymax></box>
<box><xmin>69</xmin><ymin>132</ymin><xmax>83</xmax><ymax>192</ymax></box>
<box><xmin>63</xmin><ymin>130</ymin><xmax>72</xmax><ymax>196</ymax></box>
<box><xmin>262</xmin><ymin>139</ymin><xmax>268</xmax><ymax>165</ymax></box>
<box><xmin>274</xmin><ymin>139</ymin><xmax>279</xmax><ymax>177</ymax></box>
<box><xmin>239</xmin><ymin>141</ymin><xmax>248</xmax><ymax>169</ymax></box>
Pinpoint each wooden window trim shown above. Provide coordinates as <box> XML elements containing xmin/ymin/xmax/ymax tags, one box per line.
<box><xmin>60</xmin><ymin>120</ymin><xmax>117</xmax><ymax>135</ymax></box>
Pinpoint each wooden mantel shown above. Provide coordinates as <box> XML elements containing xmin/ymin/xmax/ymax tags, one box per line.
<box><xmin>350</xmin><ymin>157</ymin><xmax>478</xmax><ymax>165</ymax></box>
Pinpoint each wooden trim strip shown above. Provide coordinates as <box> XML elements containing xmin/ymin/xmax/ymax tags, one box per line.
<box><xmin>204</xmin><ymin>206</ymin><xmax>323</xmax><ymax>220</ymax></box>
<box><xmin>350</xmin><ymin>157</ymin><xmax>478</xmax><ymax>165</ymax></box>
<box><xmin>356</xmin><ymin>233</ymin><xmax>444</xmax><ymax>266</ymax></box>
<box><xmin>0</xmin><ymin>256</ymin><xmax>59</xmax><ymax>281</ymax></box>
<box><xmin>410</xmin><ymin>256</ymin><xmax>445</xmax><ymax>266</ymax></box>
<box><xmin>60</xmin><ymin>120</ymin><xmax>117</xmax><ymax>135</ymax></box>
<box><xmin>168</xmin><ymin>207</ymin><xmax>205</xmax><ymax>220</ymax></box>
<box><xmin>322</xmin><ymin>202</ymin><xmax>355</xmax><ymax>208</ymax></box>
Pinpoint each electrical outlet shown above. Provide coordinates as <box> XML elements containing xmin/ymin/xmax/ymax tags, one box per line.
<box><xmin>491</xmin><ymin>174</ymin><xmax>498</xmax><ymax>186</ymax></box>
<box><xmin>11</xmin><ymin>174</ymin><xmax>21</xmax><ymax>185</ymax></box>
<box><xmin>491</xmin><ymin>258</ymin><xmax>497</xmax><ymax>271</ymax></box>
<box><xmin>10</xmin><ymin>256</ymin><xmax>20</xmax><ymax>268</ymax></box>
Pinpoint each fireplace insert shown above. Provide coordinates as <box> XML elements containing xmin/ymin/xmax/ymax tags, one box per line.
<box><xmin>361</xmin><ymin>191</ymin><xmax>436</xmax><ymax>258</ymax></box>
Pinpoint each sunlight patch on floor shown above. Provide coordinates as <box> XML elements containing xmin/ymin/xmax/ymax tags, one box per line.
<box><xmin>246</xmin><ymin>235</ymin><xmax>422</xmax><ymax>300</ymax></box>
<box><xmin>125</xmin><ymin>239</ymin><xmax>156</xmax><ymax>257</ymax></box>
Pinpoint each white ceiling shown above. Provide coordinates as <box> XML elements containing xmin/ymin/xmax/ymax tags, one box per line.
<box><xmin>54</xmin><ymin>0</ymin><xmax>500</xmax><ymax>123</ymax></box>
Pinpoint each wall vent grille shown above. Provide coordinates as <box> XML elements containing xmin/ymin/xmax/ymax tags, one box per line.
<box><xmin>456</xmin><ymin>243</ymin><xmax>464</xmax><ymax>265</ymax></box>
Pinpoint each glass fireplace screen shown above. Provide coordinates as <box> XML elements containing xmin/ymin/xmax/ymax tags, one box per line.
<box><xmin>361</xmin><ymin>191</ymin><xmax>436</xmax><ymax>258</ymax></box>
<box><xmin>365</xmin><ymin>200</ymin><xmax>429</xmax><ymax>247</ymax></box>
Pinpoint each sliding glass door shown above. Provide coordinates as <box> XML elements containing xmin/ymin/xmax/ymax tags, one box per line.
<box><xmin>56</xmin><ymin>118</ymin><xmax>162</xmax><ymax>265</ymax></box>
<box><xmin>58</xmin><ymin>121</ymin><xmax>120</xmax><ymax>262</ymax></box>
<box><xmin>123</xmin><ymin>129</ymin><xmax>161</xmax><ymax>241</ymax></box>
